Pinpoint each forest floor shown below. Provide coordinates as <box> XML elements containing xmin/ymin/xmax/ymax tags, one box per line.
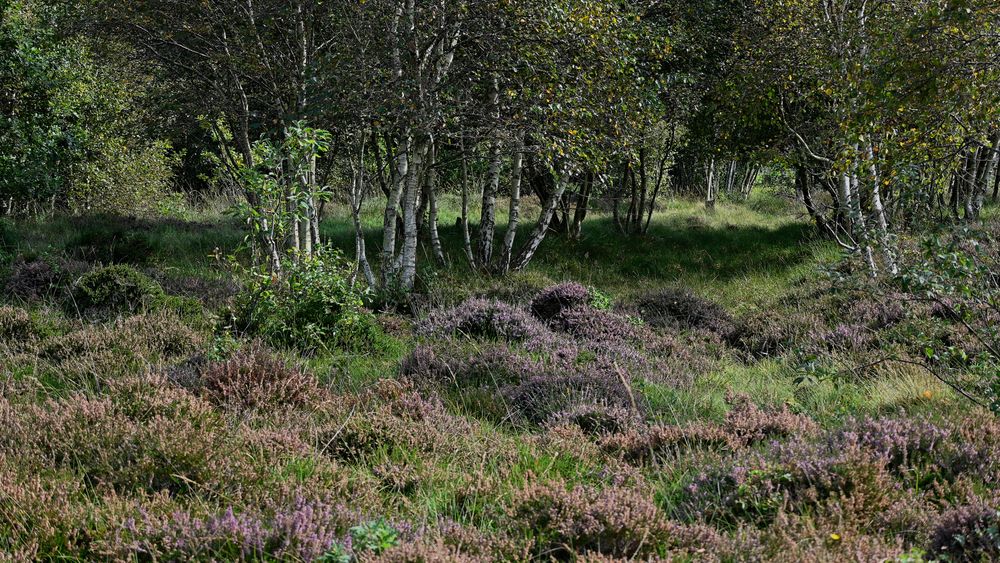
<box><xmin>2</xmin><ymin>192</ymin><xmax>999</xmax><ymax>561</ymax></box>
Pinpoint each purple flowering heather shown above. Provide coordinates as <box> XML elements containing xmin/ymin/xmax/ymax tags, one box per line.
<box><xmin>635</xmin><ymin>287</ymin><xmax>736</xmax><ymax>336</ymax></box>
<box><xmin>530</xmin><ymin>282</ymin><xmax>592</xmax><ymax>321</ymax></box>
<box><xmin>400</xmin><ymin>343</ymin><xmax>546</xmax><ymax>388</ymax></box>
<box><xmin>417</xmin><ymin>298</ymin><xmax>562</xmax><ymax>353</ymax></box>
<box><xmin>113</xmin><ymin>498</ymin><xmax>355</xmax><ymax>561</ymax></box>
<box><xmin>840</xmin><ymin>417</ymin><xmax>988</xmax><ymax>483</ymax></box>
<box><xmin>818</xmin><ymin>323</ymin><xmax>872</xmax><ymax>351</ymax></box>
<box><xmin>930</xmin><ymin>503</ymin><xmax>1000</xmax><ymax>561</ymax></box>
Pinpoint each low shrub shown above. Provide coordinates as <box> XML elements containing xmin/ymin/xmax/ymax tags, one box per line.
<box><xmin>400</xmin><ymin>344</ymin><xmax>545</xmax><ymax>389</ymax></box>
<box><xmin>104</xmin><ymin>499</ymin><xmax>355</xmax><ymax>561</ymax></box>
<box><xmin>680</xmin><ymin>440</ymin><xmax>896</xmax><ymax>527</ymax></box>
<box><xmin>636</xmin><ymin>288</ymin><xmax>736</xmax><ymax>336</ymax></box>
<box><xmin>530</xmin><ymin>282</ymin><xmax>592</xmax><ymax>321</ymax></box>
<box><xmin>728</xmin><ymin>308</ymin><xmax>824</xmax><ymax>358</ymax></box>
<box><xmin>843</xmin><ymin>417</ymin><xmax>991</xmax><ymax>486</ymax></box>
<box><xmin>418</xmin><ymin>298</ymin><xmax>553</xmax><ymax>349</ymax></box>
<box><xmin>321</xmin><ymin>380</ymin><xmax>479</xmax><ymax>463</ymax></box>
<box><xmin>0</xmin><ymin>306</ymin><xmax>60</xmax><ymax>348</ymax></box>
<box><xmin>816</xmin><ymin>323</ymin><xmax>873</xmax><ymax>352</ymax></box>
<box><xmin>846</xmin><ymin>292</ymin><xmax>908</xmax><ymax>330</ymax></box>
<box><xmin>5</xmin><ymin>384</ymin><xmax>223</xmax><ymax>496</ymax></box>
<box><xmin>5</xmin><ymin>256</ymin><xmax>58</xmax><ymax>301</ymax></box>
<box><xmin>32</xmin><ymin>311</ymin><xmax>203</xmax><ymax>387</ymax></box>
<box><xmin>722</xmin><ymin>392</ymin><xmax>818</xmax><ymax>447</ymax></box>
<box><xmin>199</xmin><ymin>342</ymin><xmax>322</xmax><ymax>411</ymax></box>
<box><xmin>508</xmin><ymin>480</ymin><xmax>674</xmax><ymax>559</ymax></box>
<box><xmin>546</xmin><ymin>403</ymin><xmax>641</xmax><ymax>437</ymax></box>
<box><xmin>230</xmin><ymin>250</ymin><xmax>381</xmax><ymax>352</ymax></box>
<box><xmin>154</xmin><ymin>273</ymin><xmax>240</xmax><ymax>309</ymax></box>
<box><xmin>501</xmin><ymin>368</ymin><xmax>639</xmax><ymax>425</ymax></box>
<box><xmin>69</xmin><ymin>264</ymin><xmax>166</xmax><ymax>318</ymax></box>
<box><xmin>597</xmin><ymin>393</ymin><xmax>816</xmax><ymax>462</ymax></box>
<box><xmin>929</xmin><ymin>504</ymin><xmax>1000</xmax><ymax>561</ymax></box>
<box><xmin>67</xmin><ymin>222</ymin><xmax>156</xmax><ymax>266</ymax></box>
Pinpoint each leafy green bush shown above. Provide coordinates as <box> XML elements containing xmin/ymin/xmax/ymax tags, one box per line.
<box><xmin>349</xmin><ymin>519</ymin><xmax>400</xmax><ymax>555</ymax></box>
<box><xmin>229</xmin><ymin>249</ymin><xmax>381</xmax><ymax>352</ymax></box>
<box><xmin>69</xmin><ymin>264</ymin><xmax>204</xmax><ymax>322</ymax></box>
<box><xmin>71</xmin><ymin>264</ymin><xmax>165</xmax><ymax>317</ymax></box>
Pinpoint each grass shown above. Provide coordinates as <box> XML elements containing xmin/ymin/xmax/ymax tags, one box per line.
<box><xmin>325</xmin><ymin>190</ymin><xmax>839</xmax><ymax>312</ymax></box>
<box><xmin>1</xmin><ymin>191</ymin><xmax>997</xmax><ymax>561</ymax></box>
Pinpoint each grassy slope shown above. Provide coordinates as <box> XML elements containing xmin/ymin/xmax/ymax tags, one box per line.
<box><xmin>1</xmin><ymin>194</ymin><xmax>990</xmax><ymax>561</ymax></box>
<box><xmin>1</xmin><ymin>193</ymin><xmax>953</xmax><ymax>419</ymax></box>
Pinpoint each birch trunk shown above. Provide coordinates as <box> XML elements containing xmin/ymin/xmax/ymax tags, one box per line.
<box><xmin>498</xmin><ymin>137</ymin><xmax>524</xmax><ymax>274</ymax></box>
<box><xmin>867</xmin><ymin>145</ymin><xmax>897</xmax><ymax>275</ymax></box>
<box><xmin>849</xmin><ymin>161</ymin><xmax>877</xmax><ymax>277</ymax></box>
<box><xmin>511</xmin><ymin>169</ymin><xmax>569</xmax><ymax>271</ymax></box>
<box><xmin>350</xmin><ymin>140</ymin><xmax>375</xmax><ymax>287</ymax></box>
<box><xmin>478</xmin><ymin>138</ymin><xmax>502</xmax><ymax>267</ymax></box>
<box><xmin>705</xmin><ymin>157</ymin><xmax>717</xmax><ymax>211</ymax></box>
<box><xmin>426</xmin><ymin>139</ymin><xmax>445</xmax><ymax>266</ymax></box>
<box><xmin>381</xmin><ymin>134</ymin><xmax>409</xmax><ymax>286</ymax></box>
<box><xmin>838</xmin><ymin>170</ymin><xmax>854</xmax><ymax>236</ymax></box>
<box><xmin>459</xmin><ymin>134</ymin><xmax>475</xmax><ymax>268</ymax></box>
<box><xmin>399</xmin><ymin>138</ymin><xmax>426</xmax><ymax>290</ymax></box>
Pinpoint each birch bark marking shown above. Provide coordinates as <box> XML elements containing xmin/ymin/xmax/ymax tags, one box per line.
<box><xmin>499</xmin><ymin>136</ymin><xmax>524</xmax><ymax>274</ymax></box>
<box><xmin>426</xmin><ymin>138</ymin><xmax>445</xmax><ymax>266</ymax></box>
<box><xmin>399</xmin><ymin>139</ymin><xmax>427</xmax><ymax>290</ymax></box>
<box><xmin>512</xmin><ymin>167</ymin><xmax>570</xmax><ymax>271</ymax></box>
<box><xmin>350</xmin><ymin>136</ymin><xmax>376</xmax><ymax>287</ymax></box>
<box><xmin>478</xmin><ymin>76</ymin><xmax>502</xmax><ymax>267</ymax></box>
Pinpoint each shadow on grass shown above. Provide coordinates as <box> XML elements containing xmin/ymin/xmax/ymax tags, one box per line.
<box><xmin>5</xmin><ymin>213</ymin><xmax>246</xmax><ymax>275</ymax></box>
<box><xmin>525</xmin><ymin>216</ymin><xmax>818</xmax><ymax>283</ymax></box>
<box><xmin>323</xmin><ymin>207</ymin><xmax>822</xmax><ymax>300</ymax></box>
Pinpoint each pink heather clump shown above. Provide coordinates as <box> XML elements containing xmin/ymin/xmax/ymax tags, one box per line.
<box><xmin>400</xmin><ymin>343</ymin><xmax>546</xmax><ymax>388</ymax></box>
<box><xmin>930</xmin><ymin>503</ymin><xmax>1000</xmax><ymax>561</ymax></box>
<box><xmin>199</xmin><ymin>341</ymin><xmax>322</xmax><ymax>411</ymax></box>
<box><xmin>500</xmin><ymin>367</ymin><xmax>638</xmax><ymax>425</ymax></box>
<box><xmin>546</xmin><ymin>403</ymin><xmax>642</xmax><ymax>436</ymax></box>
<box><xmin>112</xmin><ymin>498</ymin><xmax>355</xmax><ymax>561</ymax></box>
<box><xmin>817</xmin><ymin>323</ymin><xmax>872</xmax><ymax>351</ymax></box>
<box><xmin>508</xmin><ymin>480</ymin><xmax>671</xmax><ymax>558</ymax></box>
<box><xmin>839</xmin><ymin>417</ymin><xmax>992</xmax><ymax>482</ymax></box>
<box><xmin>417</xmin><ymin>298</ymin><xmax>553</xmax><ymax>347</ymax></box>
<box><xmin>530</xmin><ymin>282</ymin><xmax>592</xmax><ymax>321</ymax></box>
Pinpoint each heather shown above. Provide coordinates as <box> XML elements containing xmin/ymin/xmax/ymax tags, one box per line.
<box><xmin>3</xmin><ymin>206</ymin><xmax>1000</xmax><ymax>561</ymax></box>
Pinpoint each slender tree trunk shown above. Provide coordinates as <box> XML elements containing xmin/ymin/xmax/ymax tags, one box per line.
<box><xmin>570</xmin><ymin>171</ymin><xmax>591</xmax><ymax>240</ymax></box>
<box><xmin>635</xmin><ymin>149</ymin><xmax>648</xmax><ymax>233</ymax></box>
<box><xmin>350</xmin><ymin>138</ymin><xmax>376</xmax><ymax>287</ymax></box>
<box><xmin>849</xmin><ymin>158</ymin><xmax>877</xmax><ymax>277</ymax></box>
<box><xmin>867</xmin><ymin>145</ymin><xmax>897</xmax><ymax>275</ymax></box>
<box><xmin>478</xmin><ymin>139</ymin><xmax>501</xmax><ymax>267</ymax></box>
<box><xmin>458</xmin><ymin>134</ymin><xmax>476</xmax><ymax>268</ymax></box>
<box><xmin>381</xmin><ymin>133</ymin><xmax>409</xmax><ymax>286</ymax></box>
<box><xmin>972</xmin><ymin>133</ymin><xmax>1000</xmax><ymax>217</ymax></box>
<box><xmin>612</xmin><ymin>161</ymin><xmax>627</xmax><ymax>234</ymax></box>
<box><xmin>644</xmin><ymin>150</ymin><xmax>669</xmax><ymax>234</ymax></box>
<box><xmin>399</xmin><ymin>138</ymin><xmax>426</xmax><ymax>290</ymax></box>
<box><xmin>797</xmin><ymin>165</ymin><xmax>829</xmax><ymax>236</ymax></box>
<box><xmin>498</xmin><ymin>136</ymin><xmax>524</xmax><ymax>274</ymax></box>
<box><xmin>511</xmin><ymin>167</ymin><xmax>570</xmax><ymax>271</ymax></box>
<box><xmin>742</xmin><ymin>165</ymin><xmax>759</xmax><ymax>201</ymax></box>
<box><xmin>993</xmin><ymin>157</ymin><xmax>1000</xmax><ymax>202</ymax></box>
<box><xmin>965</xmin><ymin>146</ymin><xmax>985</xmax><ymax>220</ymax></box>
<box><xmin>705</xmin><ymin>157</ymin><xmax>717</xmax><ymax>211</ymax></box>
<box><xmin>426</xmin><ymin>138</ymin><xmax>445</xmax><ymax>266</ymax></box>
<box><xmin>838</xmin><ymin>170</ymin><xmax>854</xmax><ymax>236</ymax></box>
